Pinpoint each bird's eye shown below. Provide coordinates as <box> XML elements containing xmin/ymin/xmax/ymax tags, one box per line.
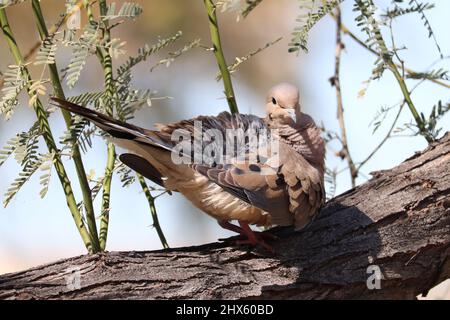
<box><xmin>271</xmin><ymin>97</ymin><xmax>277</xmax><ymax>105</ymax></box>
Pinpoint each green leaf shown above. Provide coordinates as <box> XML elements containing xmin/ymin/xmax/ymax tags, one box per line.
<box><xmin>34</xmin><ymin>36</ymin><xmax>58</xmax><ymax>66</ymax></box>
<box><xmin>38</xmin><ymin>152</ymin><xmax>55</xmax><ymax>199</ymax></box>
<box><xmin>149</xmin><ymin>38</ymin><xmax>201</xmax><ymax>72</ymax></box>
<box><xmin>117</xmin><ymin>161</ymin><xmax>135</xmax><ymax>187</ymax></box>
<box><xmin>0</xmin><ymin>64</ymin><xmax>28</xmax><ymax>120</ymax></box>
<box><xmin>289</xmin><ymin>0</ymin><xmax>344</xmax><ymax>54</ymax></box>
<box><xmin>117</xmin><ymin>31</ymin><xmax>183</xmax><ymax>80</ymax></box>
<box><xmin>4</xmin><ymin>152</ymin><xmax>47</xmax><ymax>207</ymax></box>
<box><xmin>103</xmin><ymin>2</ymin><xmax>143</xmax><ymax>20</ymax></box>
<box><xmin>66</xmin><ymin>22</ymin><xmax>99</xmax><ymax>89</ymax></box>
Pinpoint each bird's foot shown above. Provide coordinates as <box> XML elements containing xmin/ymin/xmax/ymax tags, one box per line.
<box><xmin>218</xmin><ymin>220</ymin><xmax>276</xmax><ymax>254</ymax></box>
<box><xmin>218</xmin><ymin>230</ymin><xmax>277</xmax><ymax>242</ymax></box>
<box><xmin>234</xmin><ymin>237</ymin><xmax>275</xmax><ymax>254</ymax></box>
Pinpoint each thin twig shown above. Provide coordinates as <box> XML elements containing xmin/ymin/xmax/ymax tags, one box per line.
<box><xmin>332</xmin><ymin>7</ymin><xmax>357</xmax><ymax>187</ymax></box>
<box><xmin>412</xmin><ymin>0</ymin><xmax>443</xmax><ymax>59</ymax></box>
<box><xmin>203</xmin><ymin>0</ymin><xmax>239</xmax><ymax>114</ymax></box>
<box><xmin>388</xmin><ymin>62</ymin><xmax>431</xmax><ymax>142</ymax></box>
<box><xmin>335</xmin><ymin>18</ymin><xmax>450</xmax><ymax>90</ymax></box>
<box><xmin>357</xmin><ymin>103</ymin><xmax>404</xmax><ymax>170</ymax></box>
<box><xmin>356</xmin><ymin>49</ymin><xmax>434</xmax><ymax>171</ymax></box>
<box><xmin>354</xmin><ymin>0</ymin><xmax>431</xmax><ymax>143</ymax></box>
<box><xmin>216</xmin><ymin>37</ymin><xmax>283</xmax><ymax>81</ymax></box>
<box><xmin>137</xmin><ymin>174</ymin><xmax>169</xmax><ymax>249</ymax></box>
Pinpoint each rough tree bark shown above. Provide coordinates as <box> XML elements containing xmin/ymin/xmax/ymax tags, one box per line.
<box><xmin>1</xmin><ymin>134</ymin><xmax>449</xmax><ymax>300</ymax></box>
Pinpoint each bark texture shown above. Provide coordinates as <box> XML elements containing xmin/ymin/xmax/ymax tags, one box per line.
<box><xmin>1</xmin><ymin>134</ymin><xmax>449</xmax><ymax>300</ymax></box>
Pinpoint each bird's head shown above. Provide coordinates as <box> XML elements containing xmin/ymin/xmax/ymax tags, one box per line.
<box><xmin>265</xmin><ymin>82</ymin><xmax>301</xmax><ymax>128</ymax></box>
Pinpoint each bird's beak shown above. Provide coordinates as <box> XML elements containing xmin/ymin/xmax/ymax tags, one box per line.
<box><xmin>285</xmin><ymin>109</ymin><xmax>297</xmax><ymax>123</ymax></box>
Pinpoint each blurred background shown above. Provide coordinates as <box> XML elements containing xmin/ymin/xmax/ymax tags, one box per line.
<box><xmin>0</xmin><ymin>0</ymin><xmax>448</xmax><ymax>298</ymax></box>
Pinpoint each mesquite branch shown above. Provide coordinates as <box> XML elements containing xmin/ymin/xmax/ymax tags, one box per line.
<box><xmin>94</xmin><ymin>0</ymin><xmax>118</xmax><ymax>251</ymax></box>
<box><xmin>137</xmin><ymin>174</ymin><xmax>169</xmax><ymax>249</ymax></box>
<box><xmin>0</xmin><ymin>8</ymin><xmax>96</xmax><ymax>253</ymax></box>
<box><xmin>1</xmin><ymin>133</ymin><xmax>448</xmax><ymax>299</ymax></box>
<box><xmin>31</xmin><ymin>0</ymin><xmax>100</xmax><ymax>252</ymax></box>
<box><xmin>331</xmin><ymin>7</ymin><xmax>357</xmax><ymax>188</ymax></box>
<box><xmin>203</xmin><ymin>0</ymin><xmax>239</xmax><ymax>114</ymax></box>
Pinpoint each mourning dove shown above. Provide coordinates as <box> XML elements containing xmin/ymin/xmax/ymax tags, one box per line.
<box><xmin>52</xmin><ymin>83</ymin><xmax>325</xmax><ymax>251</ymax></box>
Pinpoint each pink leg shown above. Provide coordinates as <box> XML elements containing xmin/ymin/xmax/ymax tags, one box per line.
<box><xmin>237</xmin><ymin>221</ymin><xmax>275</xmax><ymax>253</ymax></box>
<box><xmin>218</xmin><ymin>220</ymin><xmax>245</xmax><ymax>234</ymax></box>
<box><xmin>217</xmin><ymin>220</ymin><xmax>275</xmax><ymax>253</ymax></box>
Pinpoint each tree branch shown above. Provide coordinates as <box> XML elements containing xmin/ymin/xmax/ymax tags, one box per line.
<box><xmin>31</xmin><ymin>0</ymin><xmax>100</xmax><ymax>252</ymax></box>
<box><xmin>203</xmin><ymin>0</ymin><xmax>239</xmax><ymax>114</ymax></box>
<box><xmin>0</xmin><ymin>7</ymin><xmax>96</xmax><ymax>253</ymax></box>
<box><xmin>137</xmin><ymin>173</ymin><xmax>169</xmax><ymax>249</ymax></box>
<box><xmin>1</xmin><ymin>133</ymin><xmax>449</xmax><ymax>299</ymax></box>
<box><xmin>96</xmin><ymin>0</ymin><xmax>117</xmax><ymax>251</ymax></box>
<box><xmin>331</xmin><ymin>7</ymin><xmax>357</xmax><ymax>188</ymax></box>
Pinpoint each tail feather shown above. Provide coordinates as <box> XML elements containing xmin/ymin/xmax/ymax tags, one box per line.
<box><xmin>51</xmin><ymin>97</ymin><xmax>172</xmax><ymax>151</ymax></box>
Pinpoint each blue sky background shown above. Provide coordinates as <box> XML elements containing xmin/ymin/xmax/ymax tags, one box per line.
<box><xmin>0</xmin><ymin>0</ymin><xmax>449</xmax><ymax>281</ymax></box>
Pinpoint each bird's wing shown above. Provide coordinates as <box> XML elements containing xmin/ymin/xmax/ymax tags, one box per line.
<box><xmin>277</xmin><ymin>143</ymin><xmax>325</xmax><ymax>229</ymax></box>
<box><xmin>190</xmin><ymin>141</ymin><xmax>324</xmax><ymax>228</ymax></box>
